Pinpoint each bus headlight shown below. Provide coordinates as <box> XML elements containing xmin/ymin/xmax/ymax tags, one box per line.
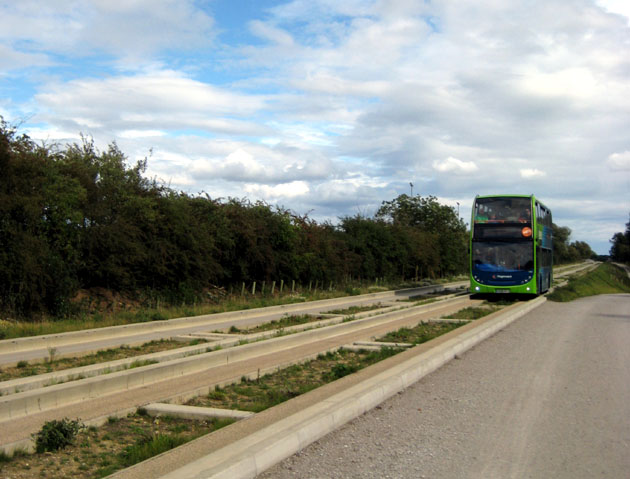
<box><xmin>475</xmin><ymin>286</ymin><xmax>480</xmax><ymax>291</ymax></box>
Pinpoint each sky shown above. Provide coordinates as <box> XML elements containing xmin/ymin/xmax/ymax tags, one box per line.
<box><xmin>1</xmin><ymin>1</ymin><xmax>629</xmax><ymax>255</ymax></box>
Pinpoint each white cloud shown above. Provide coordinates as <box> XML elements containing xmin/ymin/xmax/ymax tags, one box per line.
<box><xmin>31</xmin><ymin>70</ymin><xmax>268</xmax><ymax>138</ymax></box>
<box><xmin>596</xmin><ymin>0</ymin><xmax>630</xmax><ymax>23</ymax></box>
<box><xmin>249</xmin><ymin>20</ymin><xmax>295</xmax><ymax>47</ymax></box>
<box><xmin>118</xmin><ymin>130</ymin><xmax>167</xmax><ymax>139</ymax></box>
<box><xmin>224</xmin><ymin>149</ymin><xmax>266</xmax><ymax>177</ymax></box>
<box><xmin>0</xmin><ymin>0</ymin><xmax>215</xmax><ymax>65</ymax></box>
<box><xmin>520</xmin><ymin>168</ymin><xmax>547</xmax><ymax>179</ymax></box>
<box><xmin>606</xmin><ymin>151</ymin><xmax>630</xmax><ymax>171</ymax></box>
<box><xmin>432</xmin><ymin>157</ymin><xmax>478</xmax><ymax>174</ymax></box>
<box><xmin>244</xmin><ymin>181</ymin><xmax>310</xmax><ymax>199</ymax></box>
<box><xmin>38</xmin><ymin>71</ymin><xmax>264</xmax><ymax>117</ymax></box>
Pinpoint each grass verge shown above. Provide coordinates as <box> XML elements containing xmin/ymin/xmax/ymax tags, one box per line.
<box><xmin>547</xmin><ymin>263</ymin><xmax>630</xmax><ymax>302</ymax></box>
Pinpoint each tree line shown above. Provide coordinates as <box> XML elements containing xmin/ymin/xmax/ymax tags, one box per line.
<box><xmin>609</xmin><ymin>215</ymin><xmax>630</xmax><ymax>263</ymax></box>
<box><xmin>0</xmin><ymin>119</ymin><xmax>593</xmax><ymax>318</ymax></box>
<box><xmin>551</xmin><ymin>224</ymin><xmax>596</xmax><ymax>264</ymax></box>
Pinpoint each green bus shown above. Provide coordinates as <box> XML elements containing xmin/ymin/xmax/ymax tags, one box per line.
<box><xmin>470</xmin><ymin>194</ymin><xmax>553</xmax><ymax>295</ymax></box>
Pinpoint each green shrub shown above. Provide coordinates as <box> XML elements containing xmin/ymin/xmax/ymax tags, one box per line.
<box><xmin>34</xmin><ymin>418</ymin><xmax>84</xmax><ymax>453</ymax></box>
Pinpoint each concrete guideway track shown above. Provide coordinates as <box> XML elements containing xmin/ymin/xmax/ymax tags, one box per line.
<box><xmin>113</xmin><ymin>297</ymin><xmax>547</xmax><ymax>479</ymax></box>
<box><xmin>0</xmin><ymin>282</ymin><xmax>467</xmax><ymax>366</ymax></box>
<box><xmin>0</xmin><ymin>267</ymin><xmax>591</xmax><ymax>475</ymax></box>
<box><xmin>260</xmin><ymin>294</ymin><xmax>630</xmax><ymax>479</ymax></box>
<box><xmin>0</xmin><ymin>293</ymin><xmax>475</xmax><ymax>452</ymax></box>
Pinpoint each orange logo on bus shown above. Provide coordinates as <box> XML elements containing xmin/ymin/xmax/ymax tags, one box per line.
<box><xmin>522</xmin><ymin>227</ymin><xmax>532</xmax><ymax>237</ymax></box>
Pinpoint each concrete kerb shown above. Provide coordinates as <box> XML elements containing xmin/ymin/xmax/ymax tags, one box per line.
<box><xmin>0</xmin><ymin>308</ymin><xmax>389</xmax><ymax>396</ymax></box>
<box><xmin>0</xmin><ymin>283</ymin><xmax>466</xmax><ymax>357</ymax></box>
<box><xmin>0</xmin><ymin>296</ymin><xmax>468</xmax><ymax>422</ymax></box>
<box><xmin>155</xmin><ymin>295</ymin><xmax>546</xmax><ymax>479</ymax></box>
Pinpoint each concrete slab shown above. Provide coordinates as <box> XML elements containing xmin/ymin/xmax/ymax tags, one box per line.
<box><xmin>143</xmin><ymin>403</ymin><xmax>254</xmax><ymax>421</ymax></box>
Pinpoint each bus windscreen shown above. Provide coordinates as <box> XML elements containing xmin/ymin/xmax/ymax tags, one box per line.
<box><xmin>472</xmin><ymin>242</ymin><xmax>534</xmax><ymax>272</ymax></box>
<box><xmin>474</xmin><ymin>197</ymin><xmax>531</xmax><ymax>223</ymax></box>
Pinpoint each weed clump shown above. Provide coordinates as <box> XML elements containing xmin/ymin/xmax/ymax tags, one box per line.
<box><xmin>34</xmin><ymin>418</ymin><xmax>84</xmax><ymax>453</ymax></box>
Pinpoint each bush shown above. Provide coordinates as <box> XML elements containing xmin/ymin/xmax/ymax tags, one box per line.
<box><xmin>34</xmin><ymin>418</ymin><xmax>84</xmax><ymax>453</ymax></box>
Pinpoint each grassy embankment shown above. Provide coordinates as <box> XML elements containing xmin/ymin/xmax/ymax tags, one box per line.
<box><xmin>547</xmin><ymin>262</ymin><xmax>630</xmax><ymax>302</ymax></box>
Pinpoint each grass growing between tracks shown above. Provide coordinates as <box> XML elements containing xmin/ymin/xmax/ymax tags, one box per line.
<box><xmin>226</xmin><ymin>314</ymin><xmax>328</xmax><ymax>334</ymax></box>
<box><xmin>0</xmin><ymin>339</ymin><xmax>205</xmax><ymax>382</ymax></box>
<box><xmin>378</xmin><ymin>322</ymin><xmax>464</xmax><ymax>344</ymax></box>
<box><xmin>547</xmin><ymin>263</ymin><xmax>630</xmax><ymax>302</ymax></box>
<box><xmin>0</xmin><ymin>277</ymin><xmax>469</xmax><ymax>340</ymax></box>
<box><xmin>442</xmin><ymin>305</ymin><xmax>501</xmax><ymax>320</ymax></box>
<box><xmin>190</xmin><ymin>320</ymin><xmax>465</xmax><ymax>413</ymax></box>
<box><xmin>324</xmin><ymin>303</ymin><xmax>385</xmax><ymax>315</ymax></box>
<box><xmin>0</xmin><ymin>319</ymin><xmax>464</xmax><ymax>478</ymax></box>
<box><xmin>187</xmin><ymin>348</ymin><xmax>402</xmax><ymax>413</ymax></box>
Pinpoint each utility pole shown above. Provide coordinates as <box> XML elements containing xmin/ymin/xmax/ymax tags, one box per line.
<box><xmin>410</xmin><ymin>182</ymin><xmax>413</xmax><ymax>197</ymax></box>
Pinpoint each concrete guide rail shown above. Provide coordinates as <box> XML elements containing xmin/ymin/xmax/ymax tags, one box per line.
<box><xmin>0</xmin><ymin>282</ymin><xmax>468</xmax><ymax>365</ymax></box>
<box><xmin>3</xmin><ymin>308</ymin><xmax>370</xmax><ymax>396</ymax></box>
<box><xmin>107</xmin><ymin>296</ymin><xmax>546</xmax><ymax>479</ymax></box>
<box><xmin>2</xmin><ymin>299</ymin><xmax>417</xmax><ymax>396</ymax></box>
<box><xmin>0</xmin><ymin>296</ymin><xmax>471</xmax><ymax>423</ymax></box>
<box><xmin>0</xmin><ymin>295</ymin><xmax>477</xmax><ymax>455</ymax></box>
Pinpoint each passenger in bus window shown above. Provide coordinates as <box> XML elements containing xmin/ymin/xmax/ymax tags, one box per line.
<box><xmin>518</xmin><ymin>208</ymin><xmax>531</xmax><ymax>223</ymax></box>
<box><xmin>476</xmin><ymin>212</ymin><xmax>488</xmax><ymax>223</ymax></box>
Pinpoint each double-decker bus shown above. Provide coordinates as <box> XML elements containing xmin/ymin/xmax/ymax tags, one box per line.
<box><xmin>470</xmin><ymin>194</ymin><xmax>552</xmax><ymax>295</ymax></box>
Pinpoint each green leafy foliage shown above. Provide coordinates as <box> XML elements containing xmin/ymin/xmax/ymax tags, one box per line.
<box><xmin>34</xmin><ymin>418</ymin><xmax>84</xmax><ymax>453</ymax></box>
<box><xmin>609</xmin><ymin>214</ymin><xmax>630</xmax><ymax>263</ymax></box>
<box><xmin>3</xmin><ymin>119</ymin><xmax>551</xmax><ymax>318</ymax></box>
<box><xmin>552</xmin><ymin>224</ymin><xmax>596</xmax><ymax>264</ymax></box>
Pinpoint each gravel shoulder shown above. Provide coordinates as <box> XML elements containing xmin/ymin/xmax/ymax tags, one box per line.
<box><xmin>260</xmin><ymin>294</ymin><xmax>630</xmax><ymax>479</ymax></box>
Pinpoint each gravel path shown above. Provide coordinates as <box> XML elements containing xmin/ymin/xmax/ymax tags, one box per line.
<box><xmin>260</xmin><ymin>294</ymin><xmax>630</xmax><ymax>479</ymax></box>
